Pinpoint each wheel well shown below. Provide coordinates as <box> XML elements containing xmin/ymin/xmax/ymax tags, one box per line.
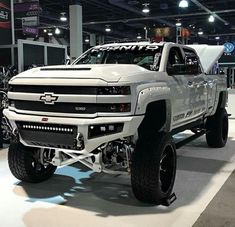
<box><xmin>138</xmin><ymin>100</ymin><xmax>167</xmax><ymax>138</ymax></box>
<box><xmin>217</xmin><ymin>91</ymin><xmax>227</xmax><ymax>110</ymax></box>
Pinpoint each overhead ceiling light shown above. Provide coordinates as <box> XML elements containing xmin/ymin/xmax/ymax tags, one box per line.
<box><xmin>85</xmin><ymin>37</ymin><xmax>90</xmax><ymax>43</ymax></box>
<box><xmin>176</xmin><ymin>21</ymin><xmax>182</xmax><ymax>27</ymax></box>
<box><xmin>208</xmin><ymin>15</ymin><xmax>215</xmax><ymax>23</ymax></box>
<box><xmin>55</xmin><ymin>27</ymin><xmax>61</xmax><ymax>35</ymax></box>
<box><xmin>224</xmin><ymin>22</ymin><xmax>229</xmax><ymax>26</ymax></box>
<box><xmin>142</xmin><ymin>3</ymin><xmax>150</xmax><ymax>14</ymax></box>
<box><xmin>198</xmin><ymin>30</ymin><xmax>204</xmax><ymax>35</ymax></box>
<box><xmin>215</xmin><ymin>36</ymin><xmax>220</xmax><ymax>40</ymax></box>
<box><xmin>43</xmin><ymin>29</ymin><xmax>47</xmax><ymax>33</ymax></box>
<box><xmin>105</xmin><ymin>25</ymin><xmax>111</xmax><ymax>32</ymax></box>
<box><xmin>60</xmin><ymin>12</ymin><xmax>67</xmax><ymax>22</ymax></box>
<box><xmin>48</xmin><ymin>32</ymin><xmax>53</xmax><ymax>36</ymax></box>
<box><xmin>137</xmin><ymin>34</ymin><xmax>142</xmax><ymax>39</ymax></box>
<box><xmin>179</xmin><ymin>0</ymin><xmax>189</xmax><ymax>8</ymax></box>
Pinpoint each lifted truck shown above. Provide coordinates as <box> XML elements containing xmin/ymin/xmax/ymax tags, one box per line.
<box><xmin>4</xmin><ymin>42</ymin><xmax>228</xmax><ymax>205</ymax></box>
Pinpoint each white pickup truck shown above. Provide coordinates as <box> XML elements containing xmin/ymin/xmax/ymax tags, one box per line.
<box><xmin>4</xmin><ymin>42</ymin><xmax>228</xmax><ymax>205</ymax></box>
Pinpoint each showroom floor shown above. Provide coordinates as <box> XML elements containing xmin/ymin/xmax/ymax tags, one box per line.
<box><xmin>0</xmin><ymin>122</ymin><xmax>235</xmax><ymax>227</ymax></box>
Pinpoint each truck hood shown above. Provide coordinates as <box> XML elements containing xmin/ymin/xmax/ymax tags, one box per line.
<box><xmin>11</xmin><ymin>64</ymin><xmax>148</xmax><ymax>83</ymax></box>
<box><xmin>188</xmin><ymin>45</ymin><xmax>224</xmax><ymax>74</ymax></box>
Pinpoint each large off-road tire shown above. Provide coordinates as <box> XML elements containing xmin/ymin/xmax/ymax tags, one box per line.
<box><xmin>206</xmin><ymin>108</ymin><xmax>228</xmax><ymax>148</ymax></box>
<box><xmin>131</xmin><ymin>133</ymin><xmax>177</xmax><ymax>204</ymax></box>
<box><xmin>8</xmin><ymin>141</ymin><xmax>57</xmax><ymax>183</ymax></box>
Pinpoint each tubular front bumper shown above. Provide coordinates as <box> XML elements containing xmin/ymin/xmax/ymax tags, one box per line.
<box><xmin>3</xmin><ymin>109</ymin><xmax>144</xmax><ymax>154</ymax></box>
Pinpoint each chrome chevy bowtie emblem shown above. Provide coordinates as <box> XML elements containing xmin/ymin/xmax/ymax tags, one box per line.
<box><xmin>40</xmin><ymin>93</ymin><xmax>58</xmax><ymax>105</ymax></box>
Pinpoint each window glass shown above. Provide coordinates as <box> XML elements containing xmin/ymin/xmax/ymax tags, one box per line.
<box><xmin>167</xmin><ymin>47</ymin><xmax>184</xmax><ymax>74</ymax></box>
<box><xmin>168</xmin><ymin>47</ymin><xmax>184</xmax><ymax>67</ymax></box>
<box><xmin>183</xmin><ymin>48</ymin><xmax>202</xmax><ymax>74</ymax></box>
<box><xmin>74</xmin><ymin>45</ymin><xmax>163</xmax><ymax>71</ymax></box>
<box><xmin>77</xmin><ymin>51</ymin><xmax>105</xmax><ymax>64</ymax></box>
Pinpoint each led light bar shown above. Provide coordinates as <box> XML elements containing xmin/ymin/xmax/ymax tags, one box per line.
<box><xmin>22</xmin><ymin>124</ymin><xmax>74</xmax><ymax>133</ymax></box>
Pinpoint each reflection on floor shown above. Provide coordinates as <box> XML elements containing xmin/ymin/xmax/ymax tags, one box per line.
<box><xmin>0</xmin><ymin>122</ymin><xmax>235</xmax><ymax>227</ymax></box>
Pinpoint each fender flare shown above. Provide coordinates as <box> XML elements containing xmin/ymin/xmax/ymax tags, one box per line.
<box><xmin>135</xmin><ymin>87</ymin><xmax>172</xmax><ymax>132</ymax></box>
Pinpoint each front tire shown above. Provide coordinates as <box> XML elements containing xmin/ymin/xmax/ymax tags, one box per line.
<box><xmin>8</xmin><ymin>141</ymin><xmax>57</xmax><ymax>183</ymax></box>
<box><xmin>206</xmin><ymin>108</ymin><xmax>228</xmax><ymax>148</ymax></box>
<box><xmin>131</xmin><ymin>133</ymin><xmax>177</xmax><ymax>204</ymax></box>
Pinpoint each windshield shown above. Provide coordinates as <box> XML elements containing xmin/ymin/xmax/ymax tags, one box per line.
<box><xmin>73</xmin><ymin>45</ymin><xmax>162</xmax><ymax>71</ymax></box>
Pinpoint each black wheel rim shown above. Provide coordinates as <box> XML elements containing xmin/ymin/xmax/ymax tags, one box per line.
<box><xmin>159</xmin><ymin>144</ymin><xmax>175</xmax><ymax>193</ymax></box>
<box><xmin>222</xmin><ymin>116</ymin><xmax>228</xmax><ymax>142</ymax></box>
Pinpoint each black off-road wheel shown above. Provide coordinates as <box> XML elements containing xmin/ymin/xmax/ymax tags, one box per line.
<box><xmin>206</xmin><ymin>108</ymin><xmax>228</xmax><ymax>148</ymax></box>
<box><xmin>131</xmin><ymin>133</ymin><xmax>177</xmax><ymax>205</ymax></box>
<box><xmin>8</xmin><ymin>141</ymin><xmax>57</xmax><ymax>183</ymax></box>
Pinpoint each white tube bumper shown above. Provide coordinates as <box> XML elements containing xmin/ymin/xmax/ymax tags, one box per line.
<box><xmin>3</xmin><ymin>109</ymin><xmax>144</xmax><ymax>154</ymax></box>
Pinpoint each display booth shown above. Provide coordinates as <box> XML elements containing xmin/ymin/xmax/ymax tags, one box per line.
<box><xmin>0</xmin><ymin>39</ymin><xmax>67</xmax><ymax>72</ymax></box>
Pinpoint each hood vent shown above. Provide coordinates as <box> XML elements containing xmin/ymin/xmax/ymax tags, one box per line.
<box><xmin>40</xmin><ymin>68</ymin><xmax>91</xmax><ymax>71</ymax></box>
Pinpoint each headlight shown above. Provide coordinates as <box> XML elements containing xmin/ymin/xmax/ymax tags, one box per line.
<box><xmin>108</xmin><ymin>103</ymin><xmax>131</xmax><ymax>112</ymax></box>
<box><xmin>9</xmin><ymin>100</ymin><xmax>15</xmax><ymax>107</ymax></box>
<box><xmin>97</xmin><ymin>86</ymin><xmax>131</xmax><ymax>95</ymax></box>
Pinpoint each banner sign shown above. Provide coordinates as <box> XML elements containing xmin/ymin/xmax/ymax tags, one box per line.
<box><xmin>219</xmin><ymin>42</ymin><xmax>235</xmax><ymax>66</ymax></box>
<box><xmin>155</xmin><ymin>27</ymin><xmax>172</xmax><ymax>38</ymax></box>
<box><xmin>14</xmin><ymin>1</ymin><xmax>41</xmax><ymax>16</ymax></box>
<box><xmin>23</xmin><ymin>26</ymin><xmax>38</xmax><ymax>35</ymax></box>
<box><xmin>0</xmin><ymin>0</ymin><xmax>12</xmax><ymax>45</ymax></box>
<box><xmin>22</xmin><ymin>16</ymin><xmax>38</xmax><ymax>27</ymax></box>
<box><xmin>14</xmin><ymin>1</ymin><xmax>40</xmax><ymax>36</ymax></box>
<box><xmin>14</xmin><ymin>1</ymin><xmax>40</xmax><ymax>13</ymax></box>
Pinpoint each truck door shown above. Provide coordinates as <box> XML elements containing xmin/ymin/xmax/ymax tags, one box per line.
<box><xmin>166</xmin><ymin>47</ymin><xmax>192</xmax><ymax>127</ymax></box>
<box><xmin>182</xmin><ymin>48</ymin><xmax>207</xmax><ymax>119</ymax></box>
<box><xmin>206</xmin><ymin>73</ymin><xmax>218</xmax><ymax>114</ymax></box>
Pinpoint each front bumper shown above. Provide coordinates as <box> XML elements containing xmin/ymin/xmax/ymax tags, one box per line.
<box><xmin>3</xmin><ymin>109</ymin><xmax>144</xmax><ymax>154</ymax></box>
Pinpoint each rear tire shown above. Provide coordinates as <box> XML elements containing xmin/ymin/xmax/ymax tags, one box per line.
<box><xmin>206</xmin><ymin>108</ymin><xmax>228</xmax><ymax>148</ymax></box>
<box><xmin>8</xmin><ymin>141</ymin><xmax>57</xmax><ymax>183</ymax></box>
<box><xmin>131</xmin><ymin>133</ymin><xmax>177</xmax><ymax>204</ymax></box>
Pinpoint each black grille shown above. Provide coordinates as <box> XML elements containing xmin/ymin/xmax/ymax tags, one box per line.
<box><xmin>10</xmin><ymin>85</ymin><xmax>97</xmax><ymax>95</ymax></box>
<box><xmin>13</xmin><ymin>100</ymin><xmax>131</xmax><ymax>114</ymax></box>
<box><xmin>40</xmin><ymin>68</ymin><xmax>91</xmax><ymax>71</ymax></box>
<box><xmin>17</xmin><ymin>122</ymin><xmax>78</xmax><ymax>150</ymax></box>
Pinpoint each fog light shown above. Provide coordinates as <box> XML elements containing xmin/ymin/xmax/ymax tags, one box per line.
<box><xmin>109</xmin><ymin>125</ymin><xmax>115</xmax><ymax>131</ymax></box>
<box><xmin>88</xmin><ymin>123</ymin><xmax>124</xmax><ymax>139</ymax></box>
<box><xmin>100</xmin><ymin>126</ymin><xmax>106</xmax><ymax>132</ymax></box>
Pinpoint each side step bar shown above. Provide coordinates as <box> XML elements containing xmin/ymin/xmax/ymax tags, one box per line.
<box><xmin>175</xmin><ymin>130</ymin><xmax>206</xmax><ymax>149</ymax></box>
